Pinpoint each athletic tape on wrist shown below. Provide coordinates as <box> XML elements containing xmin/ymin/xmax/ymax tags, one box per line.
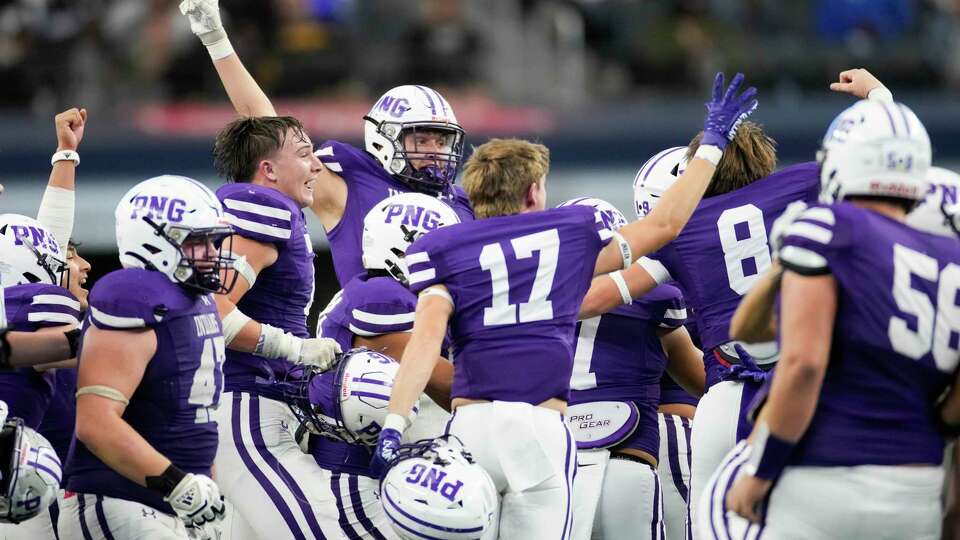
<box><xmin>867</xmin><ymin>86</ymin><xmax>894</xmax><ymax>103</ymax></box>
<box><xmin>746</xmin><ymin>421</ymin><xmax>795</xmax><ymax>480</ymax></box>
<box><xmin>206</xmin><ymin>38</ymin><xmax>235</xmax><ymax>61</ymax></box>
<box><xmin>76</xmin><ymin>385</ymin><xmax>130</xmax><ymax>406</ymax></box>
<box><xmin>256</xmin><ymin>323</ymin><xmax>302</xmax><ymax>361</ymax></box>
<box><xmin>221</xmin><ymin>308</ymin><xmax>252</xmax><ymax>346</ymax></box>
<box><xmin>608</xmin><ymin>271</ymin><xmax>633</xmax><ymax>306</ymax></box>
<box><xmin>695</xmin><ymin>145</ymin><xmax>723</xmax><ymax>166</ymax></box>
<box><xmin>384</xmin><ymin>412</ymin><xmax>411</xmax><ymax>433</ymax></box>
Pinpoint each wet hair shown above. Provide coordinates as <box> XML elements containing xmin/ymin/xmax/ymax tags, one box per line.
<box><xmin>213</xmin><ymin>116</ymin><xmax>308</xmax><ymax>182</ymax></box>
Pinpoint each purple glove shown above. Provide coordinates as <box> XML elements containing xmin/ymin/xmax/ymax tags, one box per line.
<box><xmin>369</xmin><ymin>427</ymin><xmax>402</xmax><ymax>479</ymax></box>
<box><xmin>722</xmin><ymin>344</ymin><xmax>769</xmax><ymax>384</ymax></box>
<box><xmin>701</xmin><ymin>72</ymin><xmax>758</xmax><ymax>150</ymax></box>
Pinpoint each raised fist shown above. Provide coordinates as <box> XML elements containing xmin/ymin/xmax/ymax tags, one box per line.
<box><xmin>55</xmin><ymin>108</ymin><xmax>86</xmax><ymax>152</ymax></box>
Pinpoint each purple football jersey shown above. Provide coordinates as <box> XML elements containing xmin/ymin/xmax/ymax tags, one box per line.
<box><xmin>217</xmin><ymin>183</ymin><xmax>316</xmax><ymax>390</ymax></box>
<box><xmin>659</xmin><ymin>372</ymin><xmax>699</xmax><ymax>407</ymax></box>
<box><xmin>779</xmin><ymin>203</ymin><xmax>960</xmax><ymax>467</ymax></box>
<box><xmin>652</xmin><ymin>162</ymin><xmax>820</xmax><ymax>386</ymax></box>
<box><xmin>38</xmin><ymin>367</ymin><xmax>78</xmax><ymax>462</ymax></box>
<box><xmin>0</xmin><ymin>284</ymin><xmax>80</xmax><ymax>428</ymax></box>
<box><xmin>65</xmin><ymin>269</ymin><xmax>225</xmax><ymax>513</ymax></box>
<box><xmin>405</xmin><ymin>205</ymin><xmax>610</xmax><ymax>404</ymax></box>
<box><xmin>569</xmin><ymin>284</ymin><xmax>686</xmax><ymax>456</ymax></box>
<box><xmin>316</xmin><ymin>140</ymin><xmax>474</xmax><ymax>285</ymax></box>
<box><xmin>316</xmin><ymin>274</ymin><xmax>417</xmax><ymax>352</ymax></box>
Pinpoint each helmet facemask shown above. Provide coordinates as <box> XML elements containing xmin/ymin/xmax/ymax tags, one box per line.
<box><xmin>365</xmin><ymin>118</ymin><xmax>465</xmax><ymax>195</ymax></box>
<box><xmin>20</xmin><ymin>239</ymin><xmax>68</xmax><ymax>286</ymax></box>
<box><xmin>140</xmin><ymin>216</ymin><xmax>238</xmax><ymax>295</ymax></box>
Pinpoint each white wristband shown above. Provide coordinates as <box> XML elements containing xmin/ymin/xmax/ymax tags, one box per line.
<box><xmin>610</xmin><ymin>231</ymin><xmax>633</xmax><ymax>271</ymax></box>
<box><xmin>867</xmin><ymin>86</ymin><xmax>894</xmax><ymax>103</ymax></box>
<box><xmin>384</xmin><ymin>412</ymin><xmax>411</xmax><ymax>433</ymax></box>
<box><xmin>694</xmin><ymin>145</ymin><xmax>722</xmax><ymax>166</ymax></box>
<box><xmin>608</xmin><ymin>271</ymin><xmax>633</xmax><ymax>306</ymax></box>
<box><xmin>206</xmin><ymin>37</ymin><xmax>235</xmax><ymax>61</ymax></box>
<box><xmin>51</xmin><ymin>150</ymin><xmax>79</xmax><ymax>166</ymax></box>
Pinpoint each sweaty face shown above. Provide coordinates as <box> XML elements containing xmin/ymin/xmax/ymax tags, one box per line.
<box><xmin>267</xmin><ymin>129</ymin><xmax>322</xmax><ymax>208</ymax></box>
<box><xmin>63</xmin><ymin>246</ymin><xmax>91</xmax><ymax>310</ymax></box>
<box><xmin>403</xmin><ymin>130</ymin><xmax>455</xmax><ymax>171</ymax></box>
<box><xmin>181</xmin><ymin>236</ymin><xmax>219</xmax><ymax>273</ymax></box>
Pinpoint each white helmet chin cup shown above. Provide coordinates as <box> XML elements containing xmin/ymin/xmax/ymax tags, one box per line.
<box><xmin>362</xmin><ymin>193</ymin><xmax>460</xmax><ymax>285</ymax></box>
<box><xmin>633</xmin><ymin>146</ymin><xmax>688</xmax><ymax>218</ymax></box>
<box><xmin>363</xmin><ymin>85</ymin><xmax>464</xmax><ymax>193</ymax></box>
<box><xmin>0</xmin><ymin>418</ymin><xmax>60</xmax><ymax>524</ymax></box>
<box><xmin>114</xmin><ymin>175</ymin><xmax>236</xmax><ymax>293</ymax></box>
<box><xmin>381</xmin><ymin>436</ymin><xmax>498</xmax><ymax>540</ymax></box>
<box><xmin>818</xmin><ymin>100</ymin><xmax>931</xmax><ymax>204</ymax></box>
<box><xmin>0</xmin><ymin>214</ymin><xmax>66</xmax><ymax>287</ymax></box>
<box><xmin>557</xmin><ymin>197</ymin><xmax>628</xmax><ymax>231</ymax></box>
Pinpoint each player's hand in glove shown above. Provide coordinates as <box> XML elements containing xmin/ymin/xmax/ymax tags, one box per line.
<box><xmin>179</xmin><ymin>0</ymin><xmax>233</xmax><ymax>59</ymax></box>
<box><xmin>370</xmin><ymin>427</ymin><xmax>402</xmax><ymax>479</ymax></box>
<box><xmin>701</xmin><ymin>72</ymin><xmax>758</xmax><ymax>151</ymax></box>
<box><xmin>165</xmin><ymin>473</ymin><xmax>226</xmax><ymax>527</ymax></box>
<box><xmin>295</xmin><ymin>338</ymin><xmax>341</xmax><ymax>371</ymax></box>
<box><xmin>769</xmin><ymin>201</ymin><xmax>808</xmax><ymax>258</ymax></box>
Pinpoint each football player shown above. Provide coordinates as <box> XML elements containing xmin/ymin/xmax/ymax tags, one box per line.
<box><xmin>179</xmin><ymin>0</ymin><xmax>474</xmax><ymax>287</ymax></box>
<box><xmin>59</xmin><ymin>175</ymin><xmax>233</xmax><ymax>540</ymax></box>
<box><xmin>560</xmin><ymin>197</ymin><xmax>703</xmax><ymax>540</ymax></box>
<box><xmin>374</xmin><ymin>72</ymin><xmax>757</xmax><ymax>538</ymax></box>
<box><xmin>709</xmin><ymin>98</ymin><xmax>954</xmax><ymax>540</ymax></box>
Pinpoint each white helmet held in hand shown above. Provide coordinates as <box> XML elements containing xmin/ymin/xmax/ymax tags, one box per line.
<box><xmin>0</xmin><ymin>214</ymin><xmax>66</xmax><ymax>287</ymax></box>
<box><xmin>362</xmin><ymin>193</ymin><xmax>460</xmax><ymax>286</ymax></box>
<box><xmin>363</xmin><ymin>85</ymin><xmax>465</xmax><ymax>194</ymax></box>
<box><xmin>381</xmin><ymin>436</ymin><xmax>498</xmax><ymax>540</ymax></box>
<box><xmin>818</xmin><ymin>99</ymin><xmax>930</xmax><ymax>205</ymax></box>
<box><xmin>0</xmin><ymin>417</ymin><xmax>60</xmax><ymax>524</ymax></box>
<box><xmin>633</xmin><ymin>146</ymin><xmax>688</xmax><ymax>218</ymax></box>
<box><xmin>115</xmin><ymin>175</ymin><xmax>236</xmax><ymax>294</ymax></box>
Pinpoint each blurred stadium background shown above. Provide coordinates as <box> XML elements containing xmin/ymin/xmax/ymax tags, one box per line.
<box><xmin>2</xmin><ymin>0</ymin><xmax>959</xmax><ymax>319</ymax></box>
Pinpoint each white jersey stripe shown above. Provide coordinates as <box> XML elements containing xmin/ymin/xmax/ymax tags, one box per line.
<box><xmin>223</xmin><ymin>199</ymin><xmax>292</xmax><ymax>221</ymax></box>
<box><xmin>663</xmin><ymin>308</ymin><xmax>687</xmax><ymax>320</ymax></box>
<box><xmin>787</xmin><ymin>221</ymin><xmax>833</xmax><ymax>244</ymax></box>
<box><xmin>405</xmin><ymin>251</ymin><xmax>431</xmax><ymax>265</ymax></box>
<box><xmin>32</xmin><ymin>294</ymin><xmax>81</xmax><ymax>310</ymax></box>
<box><xmin>799</xmin><ymin>207</ymin><xmax>835</xmax><ymax>226</ymax></box>
<box><xmin>407</xmin><ymin>268</ymin><xmax>436</xmax><ymax>286</ymax></box>
<box><xmin>348</xmin><ymin>324</ymin><xmax>380</xmax><ymax>337</ymax></box>
<box><xmin>325</xmin><ymin>162</ymin><xmax>343</xmax><ymax>173</ymax></box>
<box><xmin>89</xmin><ymin>306</ymin><xmax>144</xmax><ymax>328</ymax></box>
<box><xmin>28</xmin><ymin>312</ymin><xmax>80</xmax><ymax>326</ymax></box>
<box><xmin>351</xmin><ymin>309</ymin><xmax>415</xmax><ymax>326</ymax></box>
<box><xmin>780</xmin><ymin>245</ymin><xmax>828</xmax><ymax>270</ymax></box>
<box><xmin>226</xmin><ymin>213</ymin><xmax>293</xmax><ymax>240</ymax></box>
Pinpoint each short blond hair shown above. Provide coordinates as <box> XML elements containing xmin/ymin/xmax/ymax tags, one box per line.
<box><xmin>462</xmin><ymin>138</ymin><xmax>550</xmax><ymax>219</ymax></box>
<box><xmin>686</xmin><ymin>121</ymin><xmax>777</xmax><ymax>197</ymax></box>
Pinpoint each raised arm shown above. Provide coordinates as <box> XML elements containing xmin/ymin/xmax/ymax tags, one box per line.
<box><xmin>829</xmin><ymin>68</ymin><xmax>891</xmax><ymax>101</ymax></box>
<box><xmin>180</xmin><ymin>0</ymin><xmax>277</xmax><ymax>117</ymax></box>
<box><xmin>594</xmin><ymin>73</ymin><xmax>758</xmax><ymax>276</ymax></box>
<box><xmin>38</xmin><ymin>108</ymin><xmax>86</xmax><ymax>254</ymax></box>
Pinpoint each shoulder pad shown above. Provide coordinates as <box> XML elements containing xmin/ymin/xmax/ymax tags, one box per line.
<box><xmin>780</xmin><ymin>204</ymin><xmax>839</xmax><ymax>276</ymax></box>
<box><xmin>217</xmin><ymin>183</ymin><xmax>298</xmax><ymax>244</ymax></box>
<box><xmin>348</xmin><ymin>278</ymin><xmax>417</xmax><ymax>337</ymax></box>
<box><xmin>315</xmin><ymin>140</ymin><xmax>374</xmax><ymax>175</ymax></box>
<box><xmin>404</xmin><ymin>228</ymin><xmax>451</xmax><ymax>294</ymax></box>
<box><xmin>88</xmin><ymin>269</ymin><xmax>192</xmax><ymax>330</ymax></box>
<box><xmin>4</xmin><ymin>284</ymin><xmax>81</xmax><ymax>329</ymax></box>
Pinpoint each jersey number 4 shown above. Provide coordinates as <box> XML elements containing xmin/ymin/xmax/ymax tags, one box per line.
<box><xmin>479</xmin><ymin>229</ymin><xmax>560</xmax><ymax>326</ymax></box>
<box><xmin>889</xmin><ymin>244</ymin><xmax>960</xmax><ymax>372</ymax></box>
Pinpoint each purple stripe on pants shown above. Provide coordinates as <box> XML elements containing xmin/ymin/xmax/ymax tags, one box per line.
<box><xmin>248</xmin><ymin>395</ymin><xmax>328</xmax><ymax>539</ymax></box>
<box><xmin>681</xmin><ymin>416</ymin><xmax>693</xmax><ymax>540</ymax></box>
<box><xmin>77</xmin><ymin>494</ymin><xmax>93</xmax><ymax>540</ymax></box>
<box><xmin>230</xmin><ymin>393</ymin><xmax>308</xmax><ymax>540</ymax></box>
<box><xmin>348</xmin><ymin>473</ymin><xmax>389</xmax><ymax>540</ymax></box>
<box><xmin>330</xmin><ymin>473</ymin><xmax>362</xmax><ymax>540</ymax></box>
<box><xmin>709</xmin><ymin>445</ymin><xmax>749</xmax><ymax>540</ymax></box>
<box><xmin>94</xmin><ymin>495</ymin><xmax>115</xmax><ymax>540</ymax></box>
<box><xmin>663</xmin><ymin>414</ymin><xmax>690</xmax><ymax>501</ymax></box>
<box><xmin>561</xmin><ymin>424</ymin><xmax>574</xmax><ymax>540</ymax></box>
<box><xmin>652</xmin><ymin>469</ymin><xmax>661</xmax><ymax>540</ymax></box>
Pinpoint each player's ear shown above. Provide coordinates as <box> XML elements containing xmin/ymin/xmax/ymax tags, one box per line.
<box><xmin>258</xmin><ymin>159</ymin><xmax>277</xmax><ymax>184</ymax></box>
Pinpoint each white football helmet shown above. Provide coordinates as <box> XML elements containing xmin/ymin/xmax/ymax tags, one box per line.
<box><xmin>907</xmin><ymin>166</ymin><xmax>960</xmax><ymax>237</ymax></box>
<box><xmin>381</xmin><ymin>436</ymin><xmax>498</xmax><ymax>540</ymax></box>
<box><xmin>557</xmin><ymin>197</ymin><xmax>628</xmax><ymax>231</ymax></box>
<box><xmin>362</xmin><ymin>193</ymin><xmax>460</xmax><ymax>286</ymax></box>
<box><xmin>285</xmin><ymin>348</ymin><xmax>418</xmax><ymax>446</ymax></box>
<box><xmin>0</xmin><ymin>214</ymin><xmax>66</xmax><ymax>287</ymax></box>
<box><xmin>0</xmin><ymin>417</ymin><xmax>60</xmax><ymax>524</ymax></box>
<box><xmin>633</xmin><ymin>146</ymin><xmax>688</xmax><ymax>218</ymax></box>
<box><xmin>818</xmin><ymin>99</ymin><xmax>931</xmax><ymax>204</ymax></box>
<box><xmin>115</xmin><ymin>175</ymin><xmax>236</xmax><ymax>294</ymax></box>
<box><xmin>363</xmin><ymin>85</ymin><xmax>465</xmax><ymax>194</ymax></box>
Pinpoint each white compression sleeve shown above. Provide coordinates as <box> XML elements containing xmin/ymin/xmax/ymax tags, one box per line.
<box><xmin>36</xmin><ymin>186</ymin><xmax>75</xmax><ymax>254</ymax></box>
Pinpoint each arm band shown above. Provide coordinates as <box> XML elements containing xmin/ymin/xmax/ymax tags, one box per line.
<box><xmin>637</xmin><ymin>256</ymin><xmax>672</xmax><ymax>285</ymax></box>
<box><xmin>146</xmin><ymin>463</ymin><xmax>187</xmax><ymax>497</ymax></box>
<box><xmin>610</xmin><ymin>231</ymin><xmax>633</xmax><ymax>271</ymax></box>
<box><xmin>694</xmin><ymin>144</ymin><xmax>723</xmax><ymax>166</ymax></box>
<box><xmin>36</xmin><ymin>185</ymin><xmax>75</xmax><ymax>255</ymax></box>
<box><xmin>76</xmin><ymin>385</ymin><xmax>130</xmax><ymax>406</ymax></box>
<box><xmin>745</xmin><ymin>421</ymin><xmax>795</xmax><ymax>480</ymax></box>
<box><xmin>419</xmin><ymin>287</ymin><xmax>455</xmax><ymax>307</ymax></box>
<box><xmin>867</xmin><ymin>86</ymin><xmax>894</xmax><ymax>103</ymax></box>
<box><xmin>221</xmin><ymin>308</ymin><xmax>252</xmax><ymax>346</ymax></box>
<box><xmin>224</xmin><ymin>252</ymin><xmax>258</xmax><ymax>288</ymax></box>
<box><xmin>608</xmin><ymin>271</ymin><xmax>633</xmax><ymax>305</ymax></box>
<box><xmin>50</xmin><ymin>150</ymin><xmax>79</xmax><ymax>166</ymax></box>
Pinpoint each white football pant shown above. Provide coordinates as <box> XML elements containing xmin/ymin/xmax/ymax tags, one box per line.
<box><xmin>447</xmin><ymin>401</ymin><xmax>576</xmax><ymax>540</ymax></box>
<box><xmin>658</xmin><ymin>413</ymin><xmax>693</xmax><ymax>540</ymax></box>
<box><xmin>698</xmin><ymin>441</ymin><xmax>944</xmax><ymax>540</ymax></box>
<box><xmin>57</xmin><ymin>493</ymin><xmax>191</xmax><ymax>540</ymax></box>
